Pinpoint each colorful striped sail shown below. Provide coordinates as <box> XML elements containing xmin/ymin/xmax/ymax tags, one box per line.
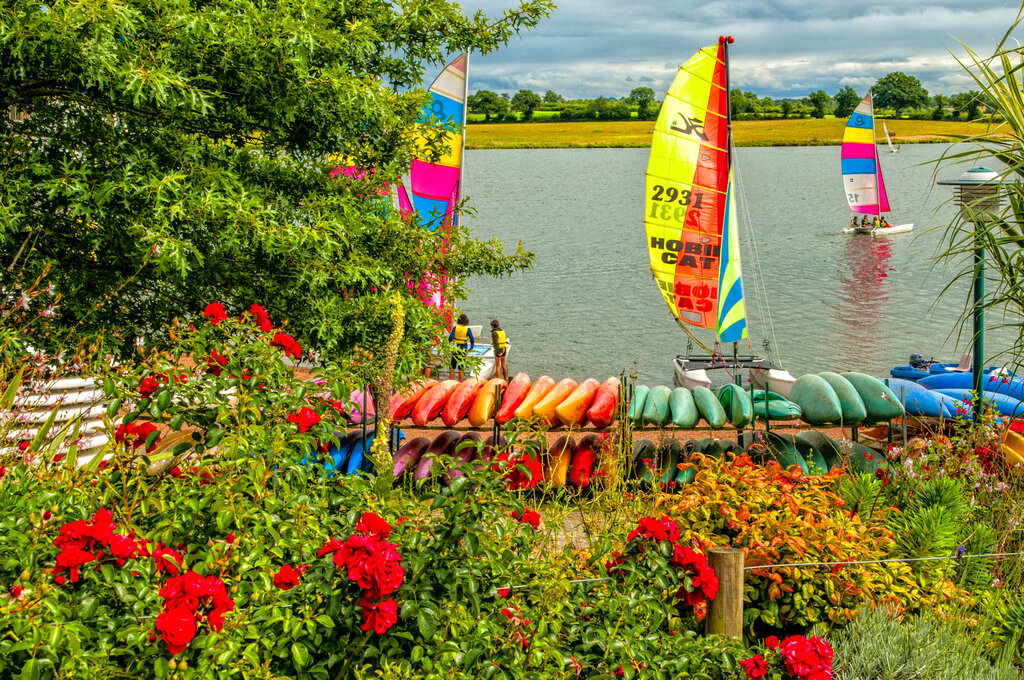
<box><xmin>841</xmin><ymin>92</ymin><xmax>890</xmax><ymax>215</ymax></box>
<box><xmin>644</xmin><ymin>41</ymin><xmax>746</xmax><ymax>343</ymax></box>
<box><xmin>406</xmin><ymin>53</ymin><xmax>468</xmax><ymax>231</ymax></box>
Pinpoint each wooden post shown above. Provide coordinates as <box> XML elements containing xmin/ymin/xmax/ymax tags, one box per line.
<box><xmin>706</xmin><ymin>547</ymin><xmax>744</xmax><ymax>638</ymax></box>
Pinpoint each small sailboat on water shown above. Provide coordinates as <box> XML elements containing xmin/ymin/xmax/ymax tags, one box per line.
<box><xmin>644</xmin><ymin>36</ymin><xmax>795</xmax><ymax>396</ymax></box>
<box><xmin>840</xmin><ymin>92</ymin><xmax>913</xmax><ymax>236</ymax></box>
<box><xmin>882</xmin><ymin>120</ymin><xmax>899</xmax><ymax>153</ymax></box>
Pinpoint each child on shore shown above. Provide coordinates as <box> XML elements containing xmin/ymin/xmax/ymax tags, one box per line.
<box><xmin>448</xmin><ymin>313</ymin><xmax>474</xmax><ymax>381</ymax></box>
<box><xmin>490</xmin><ymin>319</ymin><xmax>508</xmax><ymax>381</ymax></box>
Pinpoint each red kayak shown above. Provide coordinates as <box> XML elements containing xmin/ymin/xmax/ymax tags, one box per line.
<box><xmin>586</xmin><ymin>377</ymin><xmax>621</xmax><ymax>429</ymax></box>
<box><xmin>496</xmin><ymin>373</ymin><xmax>532</xmax><ymax>424</ymax></box>
<box><xmin>411</xmin><ymin>380</ymin><xmax>459</xmax><ymax>426</ymax></box>
<box><xmin>413</xmin><ymin>430</ymin><xmax>461</xmax><ymax>481</ymax></box>
<box><xmin>390</xmin><ymin>379</ymin><xmax>436</xmax><ymax>421</ymax></box>
<box><xmin>441</xmin><ymin>378</ymin><xmax>482</xmax><ymax>427</ymax></box>
<box><xmin>569</xmin><ymin>433</ymin><xmax>599</xmax><ymax>488</ymax></box>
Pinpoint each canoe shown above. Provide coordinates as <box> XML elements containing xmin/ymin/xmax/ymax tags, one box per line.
<box><xmin>669</xmin><ymin>387</ymin><xmax>699</xmax><ymax>428</ymax></box>
<box><xmin>569</xmin><ymin>433</ymin><xmax>598</xmax><ymax>488</ymax></box>
<box><xmin>642</xmin><ymin>385</ymin><xmax>672</xmax><ymax>427</ymax></box>
<box><xmin>917</xmin><ymin>371</ymin><xmax>1023</xmax><ymax>399</ymax></box>
<box><xmin>883</xmin><ymin>378</ymin><xmax>961</xmax><ymax>418</ymax></box>
<box><xmin>741</xmin><ymin>431</ymin><xmax>806</xmax><ymax>473</ymax></box>
<box><xmin>545</xmin><ymin>434</ymin><xmax>575</xmax><ymax>487</ymax></box>
<box><xmin>659</xmin><ymin>439</ymin><xmax>682</xmax><ymax>487</ymax></box>
<box><xmin>841</xmin><ymin>372</ymin><xmax>905</xmax><ymax>422</ymax></box>
<box><xmin>751</xmin><ymin>390</ymin><xmax>802</xmax><ymax>421</ymax></box>
<box><xmin>533</xmin><ymin>378</ymin><xmax>579</xmax><ymax>425</ymax></box>
<box><xmin>585</xmin><ymin>432</ymin><xmax>615</xmax><ymax>484</ymax></box>
<box><xmin>587</xmin><ymin>377</ymin><xmax>621</xmax><ymax>429</ymax></box>
<box><xmin>779</xmin><ymin>432</ymin><xmax>828</xmax><ymax>474</ymax></box>
<box><xmin>847</xmin><ymin>441</ymin><xmax>885</xmax><ymax>474</ymax></box>
<box><xmin>468</xmin><ymin>377</ymin><xmax>506</xmax><ymax>427</ymax></box>
<box><xmin>497</xmin><ymin>373</ymin><xmax>532</xmax><ymax>424</ymax></box>
<box><xmin>692</xmin><ymin>386</ymin><xmax>726</xmax><ymax>429</ymax></box>
<box><xmin>932</xmin><ymin>389</ymin><xmax>1024</xmax><ymax>418</ymax></box>
<box><xmin>556</xmin><ymin>378</ymin><xmax>602</xmax><ymax>427</ymax></box>
<box><xmin>413</xmin><ymin>430</ymin><xmax>461</xmax><ymax>482</ymax></box>
<box><xmin>795</xmin><ymin>431</ymin><xmax>844</xmax><ymax>471</ymax></box>
<box><xmin>716</xmin><ymin>383</ymin><xmax>753</xmax><ymax>428</ymax></box>
<box><xmin>347</xmin><ymin>388</ymin><xmax>376</xmax><ymax>424</ymax></box>
<box><xmin>447</xmin><ymin>431</ymin><xmax>482</xmax><ymax>481</ymax></box>
<box><xmin>513</xmin><ymin>375</ymin><xmax>556</xmax><ymax>420</ymax></box>
<box><xmin>818</xmin><ymin>372</ymin><xmax>867</xmax><ymax>424</ymax></box>
<box><xmin>475</xmin><ymin>434</ymin><xmax>506</xmax><ymax>467</ymax></box>
<box><xmin>789</xmin><ymin>374</ymin><xmax>842</xmax><ymax>425</ymax></box>
<box><xmin>411</xmin><ymin>380</ymin><xmax>459</xmax><ymax>426</ymax></box>
<box><xmin>628</xmin><ymin>385</ymin><xmax>651</xmax><ymax>425</ymax></box>
<box><xmin>321</xmin><ymin>430</ymin><xmax>362</xmax><ymax>474</ymax></box>
<box><xmin>1001</xmin><ymin>427</ymin><xmax>1024</xmax><ymax>466</ymax></box>
<box><xmin>392</xmin><ymin>437</ymin><xmax>430</xmax><ymax>480</ymax></box>
<box><xmin>632</xmin><ymin>439</ymin><xmax>656</xmax><ymax>481</ymax></box>
<box><xmin>345</xmin><ymin>432</ymin><xmax>376</xmax><ymax>474</ymax></box>
<box><xmin>442</xmin><ymin>378</ymin><xmax>482</xmax><ymax>427</ymax></box>
<box><xmin>389</xmin><ymin>379</ymin><xmax>436</xmax><ymax>421</ymax></box>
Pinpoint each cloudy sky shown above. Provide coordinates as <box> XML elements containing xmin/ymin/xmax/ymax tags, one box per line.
<box><xmin>461</xmin><ymin>0</ymin><xmax>1024</xmax><ymax>100</ymax></box>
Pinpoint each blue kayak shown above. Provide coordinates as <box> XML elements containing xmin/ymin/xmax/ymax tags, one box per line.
<box><xmin>918</xmin><ymin>371</ymin><xmax>1023</xmax><ymax>398</ymax></box>
<box><xmin>932</xmin><ymin>388</ymin><xmax>1024</xmax><ymax>418</ymax></box>
<box><xmin>891</xmin><ymin>362</ymin><xmax>1001</xmax><ymax>382</ymax></box>
<box><xmin>883</xmin><ymin>378</ymin><xmax>965</xmax><ymax>418</ymax></box>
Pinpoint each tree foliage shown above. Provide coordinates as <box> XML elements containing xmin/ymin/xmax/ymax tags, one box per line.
<box><xmin>468</xmin><ymin>89</ymin><xmax>510</xmax><ymax>121</ymax></box>
<box><xmin>834</xmin><ymin>86</ymin><xmax>861</xmax><ymax>118</ymax></box>
<box><xmin>510</xmin><ymin>89</ymin><xmax>542</xmax><ymax>119</ymax></box>
<box><xmin>808</xmin><ymin>90</ymin><xmax>832</xmax><ymax>118</ymax></box>
<box><xmin>542</xmin><ymin>90</ymin><xmax>564</xmax><ymax>104</ymax></box>
<box><xmin>873</xmin><ymin>72</ymin><xmax>930</xmax><ymax>117</ymax></box>
<box><xmin>0</xmin><ymin>0</ymin><xmax>552</xmax><ymax>372</ymax></box>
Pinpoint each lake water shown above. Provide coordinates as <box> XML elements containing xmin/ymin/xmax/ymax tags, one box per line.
<box><xmin>461</xmin><ymin>145</ymin><xmax>1019</xmax><ymax>386</ymax></box>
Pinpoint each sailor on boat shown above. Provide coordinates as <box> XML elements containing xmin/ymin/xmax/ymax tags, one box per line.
<box><xmin>861</xmin><ymin>215</ymin><xmax>870</xmax><ymax>227</ymax></box>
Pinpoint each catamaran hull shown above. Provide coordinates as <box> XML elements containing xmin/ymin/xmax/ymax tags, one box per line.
<box><xmin>748</xmin><ymin>366</ymin><xmax>797</xmax><ymax>399</ymax></box>
<box><xmin>673</xmin><ymin>361</ymin><xmax>711</xmax><ymax>390</ymax></box>
<box><xmin>841</xmin><ymin>223</ymin><xmax>914</xmax><ymax>236</ymax></box>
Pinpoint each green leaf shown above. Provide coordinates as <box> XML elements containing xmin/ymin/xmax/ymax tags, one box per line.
<box><xmin>314</xmin><ymin>615</ymin><xmax>335</xmax><ymax>628</ymax></box>
<box><xmin>19</xmin><ymin>659</ymin><xmax>39</xmax><ymax>680</ymax></box>
<box><xmin>0</xmin><ymin>367</ymin><xmax>24</xmax><ymax>409</ymax></box>
<box><xmin>417</xmin><ymin>610</ymin><xmax>438</xmax><ymax>640</ymax></box>
<box><xmin>291</xmin><ymin>642</ymin><xmax>310</xmax><ymax>669</ymax></box>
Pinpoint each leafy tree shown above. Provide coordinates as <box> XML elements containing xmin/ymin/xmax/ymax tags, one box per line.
<box><xmin>0</xmin><ymin>0</ymin><xmax>551</xmax><ymax>381</ymax></box>
<box><xmin>628</xmin><ymin>87</ymin><xmax>656</xmax><ymax>119</ymax></box>
<box><xmin>468</xmin><ymin>90</ymin><xmax>510</xmax><ymax>121</ymax></box>
<box><xmin>873</xmin><ymin>72</ymin><xmax>930</xmax><ymax>118</ymax></box>
<box><xmin>730</xmin><ymin>88</ymin><xmax>751</xmax><ymax>115</ymax></box>
<box><xmin>932</xmin><ymin>94</ymin><xmax>949</xmax><ymax>120</ymax></box>
<box><xmin>510</xmin><ymin>89</ymin><xmax>542</xmax><ymax>119</ymax></box>
<box><xmin>834</xmin><ymin>86</ymin><xmax>861</xmax><ymax>118</ymax></box>
<box><xmin>808</xmin><ymin>90</ymin><xmax>832</xmax><ymax>118</ymax></box>
<box><xmin>781</xmin><ymin>101</ymin><xmax>794</xmax><ymax>119</ymax></box>
<box><xmin>542</xmin><ymin>90</ymin><xmax>564</xmax><ymax>104</ymax></box>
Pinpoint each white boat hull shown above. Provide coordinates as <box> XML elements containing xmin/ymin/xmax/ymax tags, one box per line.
<box><xmin>842</xmin><ymin>223</ymin><xmax>914</xmax><ymax>236</ymax></box>
<box><xmin>674</xmin><ymin>364</ymin><xmax>711</xmax><ymax>390</ymax></box>
<box><xmin>748</xmin><ymin>366</ymin><xmax>797</xmax><ymax>399</ymax></box>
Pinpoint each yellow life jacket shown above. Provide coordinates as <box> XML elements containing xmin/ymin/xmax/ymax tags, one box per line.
<box><xmin>493</xmin><ymin>329</ymin><xmax>507</xmax><ymax>352</ymax></box>
<box><xmin>452</xmin><ymin>324</ymin><xmax>470</xmax><ymax>345</ymax></box>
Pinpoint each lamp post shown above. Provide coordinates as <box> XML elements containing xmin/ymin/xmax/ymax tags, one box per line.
<box><xmin>937</xmin><ymin>167</ymin><xmax>1003</xmax><ymax>423</ymax></box>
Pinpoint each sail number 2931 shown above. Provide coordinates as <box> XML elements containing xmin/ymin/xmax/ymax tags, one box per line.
<box><xmin>650</xmin><ymin>185</ymin><xmax>703</xmax><ymax>207</ymax></box>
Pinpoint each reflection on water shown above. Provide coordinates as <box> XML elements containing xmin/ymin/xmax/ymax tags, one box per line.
<box><xmin>832</xmin><ymin>236</ymin><xmax>896</xmax><ymax>370</ymax></box>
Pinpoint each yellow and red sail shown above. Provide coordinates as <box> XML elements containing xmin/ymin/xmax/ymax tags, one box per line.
<box><xmin>644</xmin><ymin>41</ymin><xmax>746</xmax><ymax>343</ymax></box>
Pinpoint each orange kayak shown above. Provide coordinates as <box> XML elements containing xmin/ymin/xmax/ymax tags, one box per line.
<box><xmin>569</xmin><ymin>433</ymin><xmax>599</xmax><ymax>488</ymax></box>
<box><xmin>468</xmin><ymin>378</ymin><xmax>506</xmax><ymax>427</ymax></box>
<box><xmin>587</xmin><ymin>377</ymin><xmax>621</xmax><ymax>429</ymax></box>
<box><xmin>496</xmin><ymin>373</ymin><xmax>532</xmax><ymax>424</ymax></box>
<box><xmin>389</xmin><ymin>379</ymin><xmax>436</xmax><ymax>421</ymax></box>
<box><xmin>513</xmin><ymin>375</ymin><xmax>556</xmax><ymax>420</ymax></box>
<box><xmin>442</xmin><ymin>378</ymin><xmax>482</xmax><ymax>427</ymax></box>
<box><xmin>411</xmin><ymin>380</ymin><xmax>459</xmax><ymax>426</ymax></box>
<box><xmin>545</xmin><ymin>435</ymin><xmax>576</xmax><ymax>488</ymax></box>
<box><xmin>532</xmin><ymin>378</ymin><xmax>578</xmax><ymax>425</ymax></box>
<box><xmin>556</xmin><ymin>378</ymin><xmax>602</xmax><ymax>427</ymax></box>
<box><xmin>585</xmin><ymin>432</ymin><xmax>615</xmax><ymax>485</ymax></box>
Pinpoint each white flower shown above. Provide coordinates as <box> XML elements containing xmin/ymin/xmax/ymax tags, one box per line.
<box><xmin>17</xmin><ymin>290</ymin><xmax>30</xmax><ymax>310</ymax></box>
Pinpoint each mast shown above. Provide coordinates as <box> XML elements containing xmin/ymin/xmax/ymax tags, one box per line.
<box><xmin>456</xmin><ymin>52</ymin><xmax>469</xmax><ymax>230</ymax></box>
<box><xmin>720</xmin><ymin>35</ymin><xmax>736</xmax><ymax>357</ymax></box>
<box><xmin>870</xmin><ymin>90</ymin><xmax>882</xmax><ymax>218</ymax></box>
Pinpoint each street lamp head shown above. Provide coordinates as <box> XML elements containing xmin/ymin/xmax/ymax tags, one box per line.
<box><xmin>937</xmin><ymin>167</ymin><xmax>1004</xmax><ymax>222</ymax></box>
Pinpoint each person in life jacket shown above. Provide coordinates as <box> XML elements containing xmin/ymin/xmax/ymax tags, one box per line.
<box><xmin>880</xmin><ymin>216</ymin><xmax>891</xmax><ymax>229</ymax></box>
<box><xmin>448</xmin><ymin>313</ymin><xmax>475</xmax><ymax>381</ymax></box>
<box><xmin>872</xmin><ymin>216</ymin><xmax>881</xmax><ymax>228</ymax></box>
<box><xmin>860</xmin><ymin>215</ymin><xmax>870</xmax><ymax>227</ymax></box>
<box><xmin>850</xmin><ymin>215</ymin><xmax>859</xmax><ymax>229</ymax></box>
<box><xmin>490</xmin><ymin>319</ymin><xmax>509</xmax><ymax>381</ymax></box>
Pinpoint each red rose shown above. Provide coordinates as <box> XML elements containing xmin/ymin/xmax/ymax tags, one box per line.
<box><xmin>336</xmin><ymin>534</ymin><xmax>405</xmax><ymax>599</ymax></box>
<box><xmin>270</xmin><ymin>332</ymin><xmax>302</xmax><ymax>359</ymax></box>
<box><xmin>497</xmin><ymin>588</ymin><xmax>510</xmax><ymax>598</ymax></box>
<box><xmin>287</xmin><ymin>407</ymin><xmax>321</xmax><ymax>433</ymax></box>
<box><xmin>358</xmin><ymin>598</ymin><xmax>398</xmax><ymax>634</ymax></box>
<box><xmin>273</xmin><ymin>564</ymin><xmax>302</xmax><ymax>590</ymax></box>
<box><xmin>138</xmin><ymin>375</ymin><xmax>164</xmax><ymax>398</ymax></box>
<box><xmin>114</xmin><ymin>422</ymin><xmax>159</xmax><ymax>451</ymax></box>
<box><xmin>739</xmin><ymin>654</ymin><xmax>769</xmax><ymax>680</ymax></box>
<box><xmin>10</xmin><ymin>586</ymin><xmax>23</xmax><ymax>597</ymax></box>
<box><xmin>511</xmin><ymin>509</ymin><xmax>541</xmax><ymax>530</ymax></box>
<box><xmin>152</xmin><ymin>544</ymin><xmax>184</xmax><ymax>575</ymax></box>
<box><xmin>317</xmin><ymin>537</ymin><xmax>343</xmax><ymax>558</ymax></box>
<box><xmin>355</xmin><ymin>512</ymin><xmax>392</xmax><ymax>538</ymax></box>
<box><xmin>249</xmin><ymin>304</ymin><xmax>273</xmax><ymax>332</ymax></box>
<box><xmin>203</xmin><ymin>303</ymin><xmax>229</xmax><ymax>326</ymax></box>
<box><xmin>765</xmin><ymin>635</ymin><xmax>780</xmax><ymax>650</ymax></box>
<box><xmin>155</xmin><ymin>604</ymin><xmax>197</xmax><ymax>654</ymax></box>
<box><xmin>206</xmin><ymin>349</ymin><xmax>228</xmax><ymax>376</ymax></box>
<box><xmin>494</xmin><ymin>452</ymin><xmax>542</xmax><ymax>490</ymax></box>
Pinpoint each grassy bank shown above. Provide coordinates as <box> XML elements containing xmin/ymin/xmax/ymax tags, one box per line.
<box><xmin>465</xmin><ymin>118</ymin><xmax>1002</xmax><ymax>149</ymax></box>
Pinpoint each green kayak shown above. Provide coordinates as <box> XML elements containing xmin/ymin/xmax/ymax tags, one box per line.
<box><xmin>669</xmin><ymin>387</ymin><xmax>700</xmax><ymax>428</ymax></box>
<box><xmin>789</xmin><ymin>374</ymin><xmax>842</xmax><ymax>425</ymax></box>
<box><xmin>658</xmin><ymin>438</ymin><xmax>681</xmax><ymax>487</ymax></box>
<box><xmin>692</xmin><ymin>385</ymin><xmax>727</xmax><ymax>429</ymax></box>
<box><xmin>632</xmin><ymin>438</ymin><xmax>656</xmax><ymax>480</ymax></box>
<box><xmin>628</xmin><ymin>384</ymin><xmax>650</xmax><ymax>426</ymax></box>
<box><xmin>847</xmin><ymin>440</ymin><xmax>886</xmax><ymax>474</ymax></box>
<box><xmin>642</xmin><ymin>384</ymin><xmax>673</xmax><ymax>427</ymax></box>
<box><xmin>841</xmin><ymin>371</ymin><xmax>905</xmax><ymax>423</ymax></box>
<box><xmin>751</xmin><ymin>390</ymin><xmax>802</xmax><ymax>421</ymax></box>
<box><xmin>795</xmin><ymin>431</ymin><xmax>844</xmax><ymax>471</ymax></box>
<box><xmin>716</xmin><ymin>383</ymin><xmax>753</xmax><ymax>428</ymax></box>
<box><xmin>741</xmin><ymin>431</ymin><xmax>807</xmax><ymax>473</ymax></box>
<box><xmin>819</xmin><ymin>372</ymin><xmax>867</xmax><ymax>424</ymax></box>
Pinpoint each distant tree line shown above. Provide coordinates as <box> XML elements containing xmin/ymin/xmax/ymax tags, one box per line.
<box><xmin>468</xmin><ymin>72</ymin><xmax>991</xmax><ymax>123</ymax></box>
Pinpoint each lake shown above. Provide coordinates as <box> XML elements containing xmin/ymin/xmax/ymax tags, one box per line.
<box><xmin>461</xmin><ymin>145</ymin><xmax>1018</xmax><ymax>386</ymax></box>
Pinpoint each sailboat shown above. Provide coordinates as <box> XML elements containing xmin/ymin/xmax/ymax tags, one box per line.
<box><xmin>840</xmin><ymin>92</ymin><xmax>913</xmax><ymax>236</ymax></box>
<box><xmin>645</xmin><ymin>36</ymin><xmax>795</xmax><ymax>396</ymax></box>
<box><xmin>882</xmin><ymin>120</ymin><xmax>899</xmax><ymax>153</ymax></box>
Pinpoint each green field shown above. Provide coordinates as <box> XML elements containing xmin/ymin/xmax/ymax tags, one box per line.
<box><xmin>465</xmin><ymin>118</ymin><xmax>1002</xmax><ymax>149</ymax></box>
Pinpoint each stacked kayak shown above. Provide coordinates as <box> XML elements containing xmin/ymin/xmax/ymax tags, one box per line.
<box><xmin>629</xmin><ymin>383</ymin><xmax>801</xmax><ymax>430</ymax></box>
<box><xmin>787</xmin><ymin>372</ymin><xmax>904</xmax><ymax>426</ymax></box>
